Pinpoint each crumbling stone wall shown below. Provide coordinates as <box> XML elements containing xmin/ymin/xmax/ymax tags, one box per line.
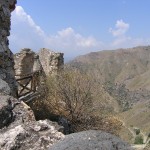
<box><xmin>14</xmin><ymin>48</ymin><xmax>64</xmax><ymax>78</ymax></box>
<box><xmin>0</xmin><ymin>0</ymin><xmax>17</xmax><ymax>97</ymax></box>
<box><xmin>39</xmin><ymin>48</ymin><xmax>64</xmax><ymax>76</ymax></box>
<box><xmin>14</xmin><ymin>48</ymin><xmax>36</xmax><ymax>77</ymax></box>
<box><xmin>14</xmin><ymin>48</ymin><xmax>44</xmax><ymax>88</ymax></box>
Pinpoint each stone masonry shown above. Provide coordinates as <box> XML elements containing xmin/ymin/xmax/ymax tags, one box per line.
<box><xmin>14</xmin><ymin>48</ymin><xmax>44</xmax><ymax>91</ymax></box>
<box><xmin>0</xmin><ymin>0</ymin><xmax>17</xmax><ymax>97</ymax></box>
<box><xmin>14</xmin><ymin>48</ymin><xmax>64</xmax><ymax>78</ymax></box>
<box><xmin>14</xmin><ymin>48</ymin><xmax>44</xmax><ymax>77</ymax></box>
<box><xmin>39</xmin><ymin>48</ymin><xmax>64</xmax><ymax>76</ymax></box>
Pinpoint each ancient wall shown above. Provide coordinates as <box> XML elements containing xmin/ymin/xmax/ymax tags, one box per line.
<box><xmin>0</xmin><ymin>0</ymin><xmax>17</xmax><ymax>97</ymax></box>
<box><xmin>14</xmin><ymin>48</ymin><xmax>63</xmax><ymax>77</ymax></box>
<box><xmin>14</xmin><ymin>48</ymin><xmax>44</xmax><ymax>89</ymax></box>
<box><xmin>39</xmin><ymin>48</ymin><xmax>64</xmax><ymax>76</ymax></box>
<box><xmin>14</xmin><ymin>48</ymin><xmax>36</xmax><ymax>77</ymax></box>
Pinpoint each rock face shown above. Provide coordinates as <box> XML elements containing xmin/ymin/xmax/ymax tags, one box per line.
<box><xmin>0</xmin><ymin>1</ymin><xmax>65</xmax><ymax>150</ymax></box>
<box><xmin>50</xmin><ymin>130</ymin><xmax>133</xmax><ymax>150</ymax></box>
<box><xmin>0</xmin><ymin>79</ymin><xmax>11</xmax><ymax>95</ymax></box>
<box><xmin>39</xmin><ymin>48</ymin><xmax>64</xmax><ymax>76</ymax></box>
<box><xmin>0</xmin><ymin>0</ymin><xmax>17</xmax><ymax>97</ymax></box>
<box><xmin>0</xmin><ymin>93</ymin><xmax>65</xmax><ymax>150</ymax></box>
<box><xmin>0</xmin><ymin>95</ymin><xmax>16</xmax><ymax>129</ymax></box>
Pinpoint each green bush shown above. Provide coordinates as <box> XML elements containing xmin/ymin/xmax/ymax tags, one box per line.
<box><xmin>134</xmin><ymin>135</ymin><xmax>144</xmax><ymax>144</ymax></box>
<box><xmin>134</xmin><ymin>128</ymin><xmax>140</xmax><ymax>135</ymax></box>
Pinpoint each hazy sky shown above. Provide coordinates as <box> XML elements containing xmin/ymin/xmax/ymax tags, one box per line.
<box><xmin>9</xmin><ymin>0</ymin><xmax>150</xmax><ymax>61</ymax></box>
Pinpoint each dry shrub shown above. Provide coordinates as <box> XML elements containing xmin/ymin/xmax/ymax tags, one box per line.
<box><xmin>30</xmin><ymin>68</ymin><xmax>122</xmax><ymax>135</ymax></box>
<box><xmin>72</xmin><ymin>115</ymin><xmax>122</xmax><ymax>135</ymax></box>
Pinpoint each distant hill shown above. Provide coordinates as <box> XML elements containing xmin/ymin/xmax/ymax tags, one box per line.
<box><xmin>70</xmin><ymin>46</ymin><xmax>150</xmax><ymax>89</ymax></box>
<box><xmin>69</xmin><ymin>46</ymin><xmax>150</xmax><ymax>109</ymax></box>
<box><xmin>68</xmin><ymin>46</ymin><xmax>150</xmax><ymax>144</ymax></box>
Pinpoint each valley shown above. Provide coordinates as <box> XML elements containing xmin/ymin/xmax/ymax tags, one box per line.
<box><xmin>68</xmin><ymin>46</ymin><xmax>150</xmax><ymax>148</ymax></box>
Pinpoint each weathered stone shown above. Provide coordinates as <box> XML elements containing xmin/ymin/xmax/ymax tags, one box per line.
<box><xmin>0</xmin><ymin>0</ymin><xmax>17</xmax><ymax>97</ymax></box>
<box><xmin>50</xmin><ymin>130</ymin><xmax>133</xmax><ymax>150</ymax></box>
<box><xmin>14</xmin><ymin>49</ymin><xmax>45</xmax><ymax>94</ymax></box>
<box><xmin>14</xmin><ymin>48</ymin><xmax>36</xmax><ymax>77</ymax></box>
<box><xmin>14</xmin><ymin>48</ymin><xmax>64</xmax><ymax>78</ymax></box>
<box><xmin>33</xmin><ymin>54</ymin><xmax>43</xmax><ymax>72</ymax></box>
<box><xmin>0</xmin><ymin>120</ymin><xmax>64</xmax><ymax>150</ymax></box>
<box><xmin>0</xmin><ymin>1</ymin><xmax>65</xmax><ymax>150</ymax></box>
<box><xmin>0</xmin><ymin>94</ymin><xmax>65</xmax><ymax>150</ymax></box>
<box><xmin>39</xmin><ymin>48</ymin><xmax>64</xmax><ymax>76</ymax></box>
<box><xmin>0</xmin><ymin>79</ymin><xmax>10</xmax><ymax>95</ymax></box>
<box><xmin>0</xmin><ymin>95</ymin><xmax>19</xmax><ymax>129</ymax></box>
<box><xmin>58</xmin><ymin>116</ymin><xmax>73</xmax><ymax>135</ymax></box>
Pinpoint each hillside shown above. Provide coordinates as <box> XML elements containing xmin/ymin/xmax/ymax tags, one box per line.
<box><xmin>68</xmin><ymin>46</ymin><xmax>150</xmax><ymax>145</ymax></box>
<box><xmin>70</xmin><ymin>46</ymin><xmax>150</xmax><ymax>89</ymax></box>
<box><xmin>69</xmin><ymin>46</ymin><xmax>150</xmax><ymax>108</ymax></box>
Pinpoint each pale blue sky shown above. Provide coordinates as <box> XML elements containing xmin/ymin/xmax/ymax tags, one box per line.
<box><xmin>9</xmin><ymin>0</ymin><xmax>150</xmax><ymax>61</ymax></box>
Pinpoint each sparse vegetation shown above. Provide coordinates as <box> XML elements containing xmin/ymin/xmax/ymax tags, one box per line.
<box><xmin>68</xmin><ymin>48</ymin><xmax>150</xmax><ymax>144</ymax></box>
<box><xmin>134</xmin><ymin>128</ymin><xmax>140</xmax><ymax>135</ymax></box>
<box><xmin>134</xmin><ymin>135</ymin><xmax>144</xmax><ymax>144</ymax></box>
<box><xmin>30</xmin><ymin>67</ymin><xmax>122</xmax><ymax>135</ymax></box>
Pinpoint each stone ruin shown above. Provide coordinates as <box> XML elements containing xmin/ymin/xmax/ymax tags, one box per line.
<box><xmin>39</xmin><ymin>48</ymin><xmax>64</xmax><ymax>76</ymax></box>
<box><xmin>14</xmin><ymin>48</ymin><xmax>64</xmax><ymax>79</ymax></box>
<box><xmin>13</xmin><ymin>48</ymin><xmax>64</xmax><ymax>98</ymax></box>
<box><xmin>0</xmin><ymin>0</ymin><xmax>133</xmax><ymax>149</ymax></box>
<box><xmin>14</xmin><ymin>48</ymin><xmax>36</xmax><ymax>77</ymax></box>
<box><xmin>14</xmin><ymin>49</ymin><xmax>45</xmax><ymax>97</ymax></box>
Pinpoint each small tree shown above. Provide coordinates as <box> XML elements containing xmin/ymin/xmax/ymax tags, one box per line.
<box><xmin>31</xmin><ymin>67</ymin><xmax>122</xmax><ymax>134</ymax></box>
<box><xmin>46</xmin><ymin>68</ymin><xmax>93</xmax><ymax>122</ymax></box>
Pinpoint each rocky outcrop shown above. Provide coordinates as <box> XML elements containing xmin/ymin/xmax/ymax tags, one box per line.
<box><xmin>0</xmin><ymin>95</ymin><xmax>16</xmax><ymax>129</ymax></box>
<box><xmin>0</xmin><ymin>120</ymin><xmax>64</xmax><ymax>150</ymax></box>
<box><xmin>50</xmin><ymin>130</ymin><xmax>133</xmax><ymax>150</ymax></box>
<box><xmin>0</xmin><ymin>0</ymin><xmax>17</xmax><ymax>97</ymax></box>
<box><xmin>0</xmin><ymin>88</ymin><xmax>65</xmax><ymax>150</ymax></box>
<box><xmin>0</xmin><ymin>79</ymin><xmax>11</xmax><ymax>95</ymax></box>
<box><xmin>39</xmin><ymin>48</ymin><xmax>64</xmax><ymax>76</ymax></box>
<box><xmin>0</xmin><ymin>1</ymin><xmax>65</xmax><ymax>150</ymax></box>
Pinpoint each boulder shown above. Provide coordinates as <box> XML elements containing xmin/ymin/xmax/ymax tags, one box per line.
<box><xmin>50</xmin><ymin>130</ymin><xmax>133</xmax><ymax>150</ymax></box>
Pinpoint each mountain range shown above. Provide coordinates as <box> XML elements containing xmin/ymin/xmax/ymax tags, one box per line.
<box><xmin>68</xmin><ymin>46</ymin><xmax>150</xmax><ymax>144</ymax></box>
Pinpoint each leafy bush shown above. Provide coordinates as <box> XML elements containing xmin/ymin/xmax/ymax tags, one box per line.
<box><xmin>134</xmin><ymin>135</ymin><xmax>144</xmax><ymax>144</ymax></box>
<box><xmin>134</xmin><ymin>128</ymin><xmax>140</xmax><ymax>135</ymax></box>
